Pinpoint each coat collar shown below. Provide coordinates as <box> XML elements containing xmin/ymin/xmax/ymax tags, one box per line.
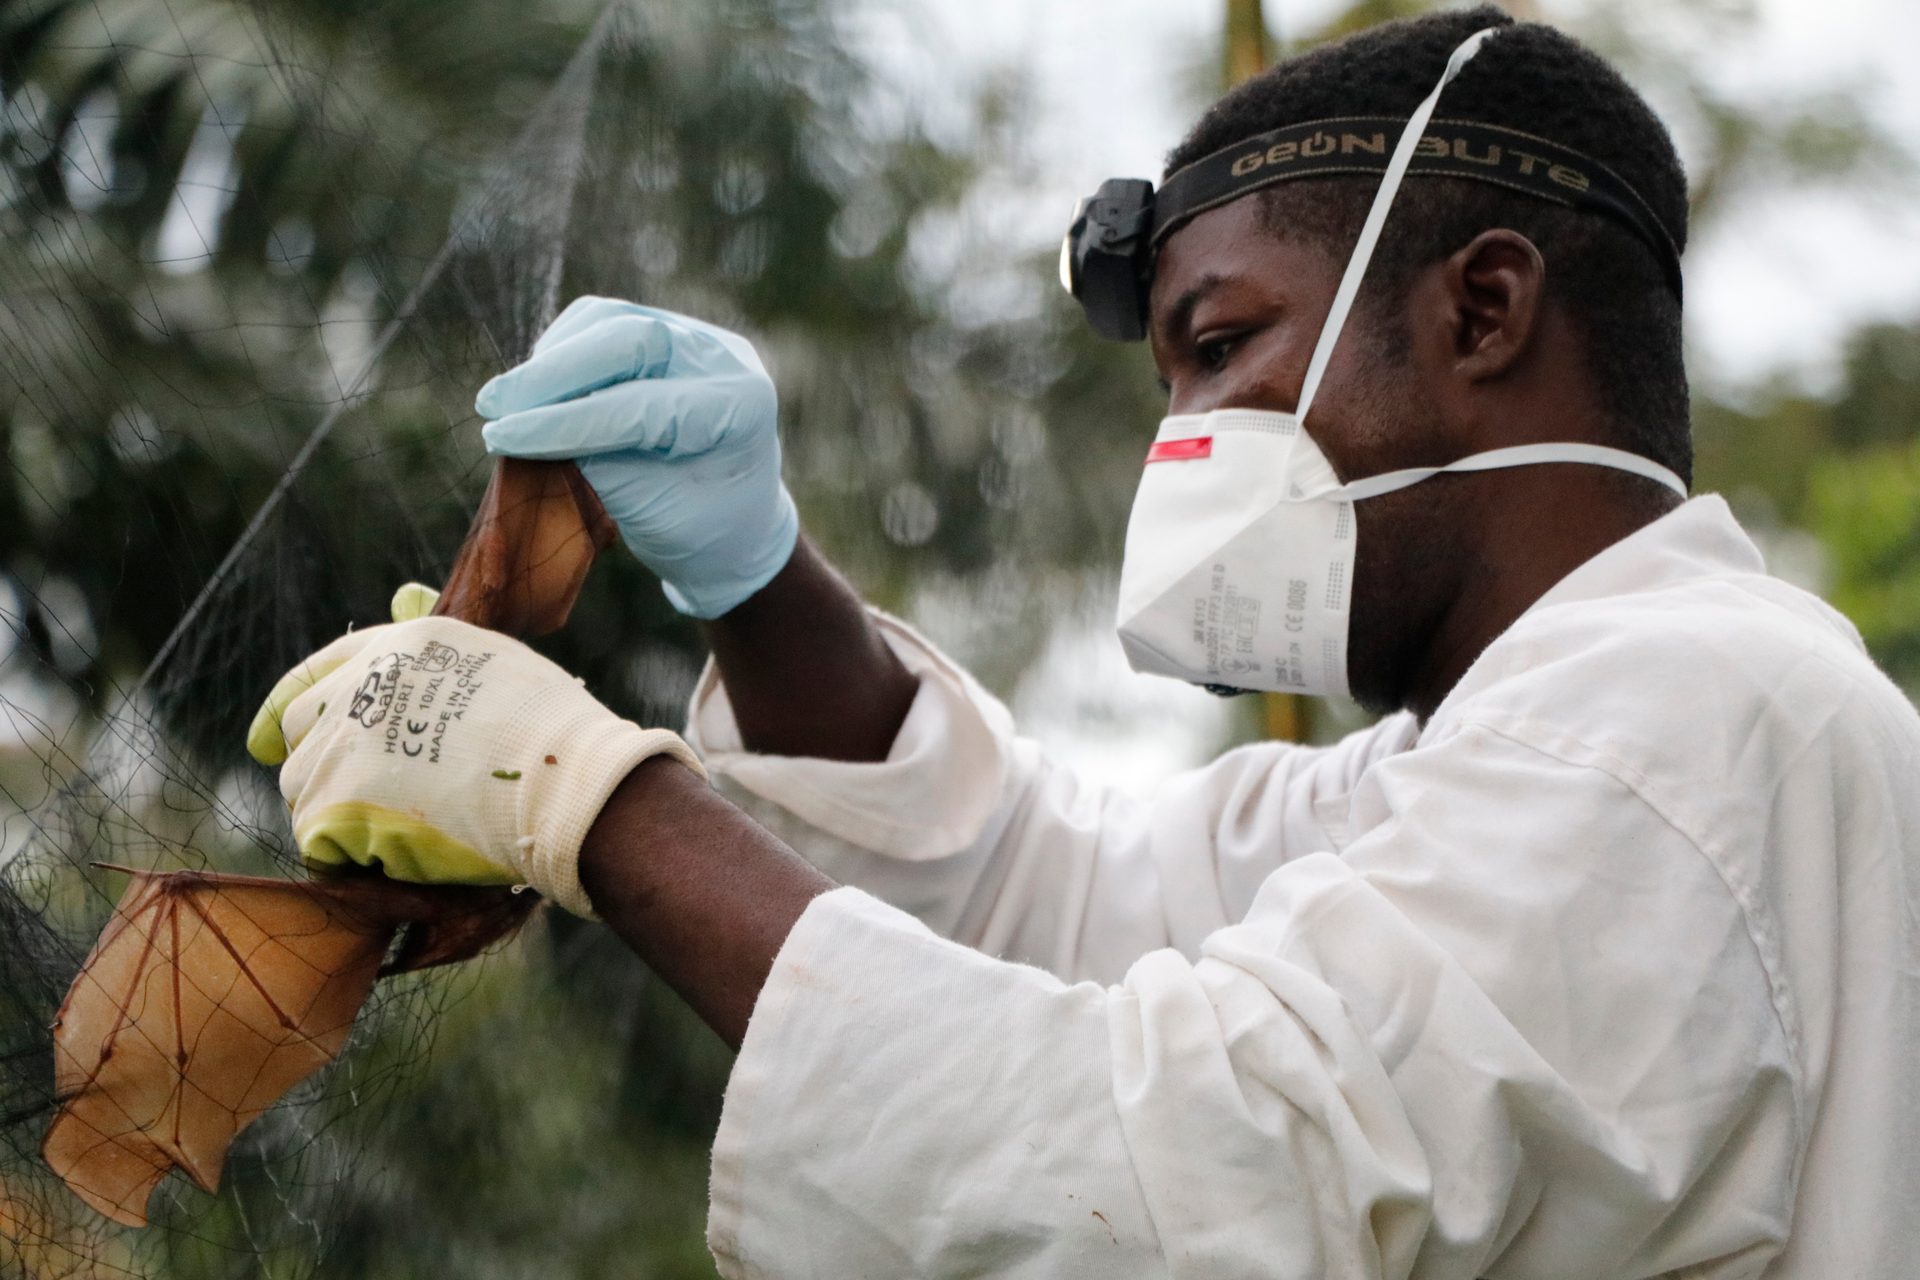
<box><xmin>1526</xmin><ymin>494</ymin><xmax>1766</xmax><ymax>615</ymax></box>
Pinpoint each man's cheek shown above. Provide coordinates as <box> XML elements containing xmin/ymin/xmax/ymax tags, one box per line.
<box><xmin>1226</xmin><ymin>329</ymin><xmax>1314</xmax><ymax>416</ymax></box>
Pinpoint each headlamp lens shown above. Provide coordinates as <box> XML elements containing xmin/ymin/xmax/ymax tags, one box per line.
<box><xmin>1058</xmin><ymin>199</ymin><xmax>1087</xmax><ymax>295</ymax></box>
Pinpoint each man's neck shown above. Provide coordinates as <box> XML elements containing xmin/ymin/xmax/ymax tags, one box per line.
<box><xmin>1405</xmin><ymin>473</ymin><xmax>1683</xmax><ymax>723</ymax></box>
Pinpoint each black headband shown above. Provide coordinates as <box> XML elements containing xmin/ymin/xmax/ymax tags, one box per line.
<box><xmin>1151</xmin><ymin>115</ymin><xmax>1684</xmax><ymax>297</ymax></box>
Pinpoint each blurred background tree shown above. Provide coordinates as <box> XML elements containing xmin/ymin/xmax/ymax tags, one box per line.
<box><xmin>2</xmin><ymin>0</ymin><xmax>1915</xmax><ymax>1274</ymax></box>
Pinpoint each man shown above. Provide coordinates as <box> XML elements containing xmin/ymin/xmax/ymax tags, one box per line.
<box><xmin>248</xmin><ymin>8</ymin><xmax>1919</xmax><ymax>1276</ymax></box>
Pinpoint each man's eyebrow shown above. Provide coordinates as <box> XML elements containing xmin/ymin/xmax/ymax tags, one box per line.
<box><xmin>1159</xmin><ymin>272</ymin><xmax>1228</xmax><ymax>344</ymax></box>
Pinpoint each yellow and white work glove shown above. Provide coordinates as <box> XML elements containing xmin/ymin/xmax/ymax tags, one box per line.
<box><xmin>245</xmin><ymin>584</ymin><xmax>704</xmax><ymax>916</ymax></box>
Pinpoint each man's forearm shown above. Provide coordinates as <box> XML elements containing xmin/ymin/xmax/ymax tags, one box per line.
<box><xmin>699</xmin><ymin>534</ymin><xmax>917</xmax><ymax>763</ymax></box>
<box><xmin>587</xmin><ymin>535</ymin><xmax>908</xmax><ymax>1046</ymax></box>
<box><xmin>578</xmin><ymin>755</ymin><xmax>833</xmax><ymax>1050</ymax></box>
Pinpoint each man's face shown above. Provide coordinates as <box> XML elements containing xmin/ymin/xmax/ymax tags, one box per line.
<box><xmin>1145</xmin><ymin>194</ymin><xmax>1469</xmax><ymax>714</ymax></box>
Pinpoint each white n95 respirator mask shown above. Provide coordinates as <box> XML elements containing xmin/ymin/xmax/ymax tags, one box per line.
<box><xmin>1114</xmin><ymin>27</ymin><xmax>1686</xmax><ymax>700</ymax></box>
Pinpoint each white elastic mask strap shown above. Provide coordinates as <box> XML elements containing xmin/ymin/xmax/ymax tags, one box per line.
<box><xmin>1293</xmin><ymin>27</ymin><xmax>1500</xmax><ymax>424</ymax></box>
<box><xmin>1342</xmin><ymin>442</ymin><xmax>1690</xmax><ymax>502</ymax></box>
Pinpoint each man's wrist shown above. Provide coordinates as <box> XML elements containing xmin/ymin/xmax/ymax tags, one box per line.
<box><xmin>577</xmin><ymin>753</ymin><xmax>832</xmax><ymax>1050</ymax></box>
<box><xmin>507</xmin><ymin>715</ymin><xmax>704</xmax><ymax>917</ymax></box>
<box><xmin>697</xmin><ymin>535</ymin><xmax>918</xmax><ymax>763</ymax></box>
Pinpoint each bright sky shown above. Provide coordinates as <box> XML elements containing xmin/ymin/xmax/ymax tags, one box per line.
<box><xmin>865</xmin><ymin>0</ymin><xmax>1920</xmax><ymax>393</ymax></box>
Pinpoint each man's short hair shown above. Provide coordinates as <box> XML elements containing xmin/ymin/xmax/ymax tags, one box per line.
<box><xmin>1165</xmin><ymin>6</ymin><xmax>1692</xmax><ymax>485</ymax></box>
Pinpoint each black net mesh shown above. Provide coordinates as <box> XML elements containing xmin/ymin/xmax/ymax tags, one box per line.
<box><xmin>0</xmin><ymin>3</ymin><xmax>792</xmax><ymax>1273</ymax></box>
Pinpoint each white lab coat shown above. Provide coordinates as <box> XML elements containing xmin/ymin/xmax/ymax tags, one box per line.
<box><xmin>685</xmin><ymin>495</ymin><xmax>1920</xmax><ymax>1279</ymax></box>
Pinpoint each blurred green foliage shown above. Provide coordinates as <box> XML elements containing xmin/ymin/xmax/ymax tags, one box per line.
<box><xmin>1756</xmin><ymin>324</ymin><xmax>1920</xmax><ymax>690</ymax></box>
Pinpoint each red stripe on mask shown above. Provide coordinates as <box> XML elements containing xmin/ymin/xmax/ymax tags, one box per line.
<box><xmin>1146</xmin><ymin>437</ymin><xmax>1213</xmax><ymax>463</ymax></box>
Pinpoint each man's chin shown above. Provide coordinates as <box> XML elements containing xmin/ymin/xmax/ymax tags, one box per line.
<box><xmin>1344</xmin><ymin>630</ymin><xmax>1419</xmax><ymax>718</ymax></box>
<box><xmin>1345</xmin><ymin>674</ymin><xmax>1406</xmax><ymax>720</ymax></box>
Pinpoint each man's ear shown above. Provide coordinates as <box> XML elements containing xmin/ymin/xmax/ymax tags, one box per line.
<box><xmin>1443</xmin><ymin>229</ymin><xmax>1546</xmax><ymax>382</ymax></box>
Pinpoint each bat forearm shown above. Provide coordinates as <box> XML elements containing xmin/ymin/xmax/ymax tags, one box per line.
<box><xmin>577</xmin><ymin>756</ymin><xmax>832</xmax><ymax>1050</ymax></box>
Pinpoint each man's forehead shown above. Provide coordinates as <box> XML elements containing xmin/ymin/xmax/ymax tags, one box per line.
<box><xmin>1148</xmin><ymin>196</ymin><xmax>1336</xmax><ymax>332</ymax></box>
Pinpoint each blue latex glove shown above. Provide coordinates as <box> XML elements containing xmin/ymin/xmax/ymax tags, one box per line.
<box><xmin>475</xmin><ymin>297</ymin><xmax>799</xmax><ymax>619</ymax></box>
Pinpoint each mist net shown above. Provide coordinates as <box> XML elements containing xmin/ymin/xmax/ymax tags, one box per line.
<box><xmin>0</xmin><ymin>1</ymin><xmax>830</xmax><ymax>1271</ymax></box>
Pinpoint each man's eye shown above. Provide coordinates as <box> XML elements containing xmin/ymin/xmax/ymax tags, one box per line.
<box><xmin>1194</xmin><ymin>332</ymin><xmax>1243</xmax><ymax>372</ymax></box>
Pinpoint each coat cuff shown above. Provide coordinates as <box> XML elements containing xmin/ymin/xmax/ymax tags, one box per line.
<box><xmin>684</xmin><ymin>610</ymin><xmax>1015</xmax><ymax>861</ymax></box>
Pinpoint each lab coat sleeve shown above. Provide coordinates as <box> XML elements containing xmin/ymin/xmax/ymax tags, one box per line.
<box><xmin>684</xmin><ymin>610</ymin><xmax>1415</xmax><ymax>982</ymax></box>
<box><xmin>707</xmin><ymin>720</ymin><xmax>1798</xmax><ymax>1280</ymax></box>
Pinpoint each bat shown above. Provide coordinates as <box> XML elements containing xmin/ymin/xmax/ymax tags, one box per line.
<box><xmin>42</xmin><ymin>867</ymin><xmax>537</xmax><ymax>1226</ymax></box>
<box><xmin>43</xmin><ymin>457</ymin><xmax>617</xmax><ymax>1227</ymax></box>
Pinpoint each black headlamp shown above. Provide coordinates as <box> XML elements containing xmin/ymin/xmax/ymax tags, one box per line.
<box><xmin>1058</xmin><ymin>179</ymin><xmax>1157</xmax><ymax>342</ymax></box>
<box><xmin>1060</xmin><ymin>116</ymin><xmax>1685</xmax><ymax>343</ymax></box>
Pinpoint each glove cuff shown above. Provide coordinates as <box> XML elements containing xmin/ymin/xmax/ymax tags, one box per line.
<box><xmin>487</xmin><ymin>688</ymin><xmax>708</xmax><ymax>917</ymax></box>
<box><xmin>660</xmin><ymin>486</ymin><xmax>799</xmax><ymax>620</ymax></box>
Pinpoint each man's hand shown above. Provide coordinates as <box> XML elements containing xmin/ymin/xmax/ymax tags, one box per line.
<box><xmin>246</xmin><ymin>591</ymin><xmax>703</xmax><ymax>916</ymax></box>
<box><xmin>476</xmin><ymin>297</ymin><xmax>798</xmax><ymax>620</ymax></box>
<box><xmin>246</xmin><ymin>585</ymin><xmax>831</xmax><ymax>1049</ymax></box>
